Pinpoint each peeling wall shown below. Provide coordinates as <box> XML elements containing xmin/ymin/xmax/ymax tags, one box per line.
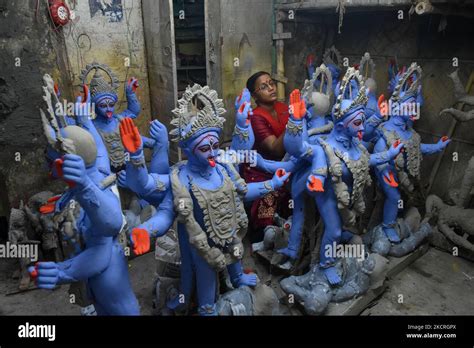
<box><xmin>219</xmin><ymin>0</ymin><xmax>274</xmax><ymax>142</ymax></box>
<box><xmin>141</xmin><ymin>0</ymin><xmax>179</xmax><ymax>162</ymax></box>
<box><xmin>63</xmin><ymin>0</ymin><xmax>151</xmax><ymax>135</ymax></box>
<box><xmin>0</xmin><ymin>0</ymin><xmax>72</xmax><ymax>211</ymax></box>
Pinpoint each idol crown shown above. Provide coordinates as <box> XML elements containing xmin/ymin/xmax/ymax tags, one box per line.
<box><xmin>333</xmin><ymin>67</ymin><xmax>368</xmax><ymax>120</ymax></box>
<box><xmin>391</xmin><ymin>62</ymin><xmax>422</xmax><ymax>102</ymax></box>
<box><xmin>79</xmin><ymin>62</ymin><xmax>119</xmax><ymax>100</ymax></box>
<box><xmin>170</xmin><ymin>84</ymin><xmax>226</xmax><ymax>143</ymax></box>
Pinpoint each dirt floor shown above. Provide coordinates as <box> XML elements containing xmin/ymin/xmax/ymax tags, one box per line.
<box><xmin>0</xmin><ymin>246</ymin><xmax>472</xmax><ymax>316</ymax></box>
<box><xmin>361</xmin><ymin>247</ymin><xmax>474</xmax><ymax>315</ymax></box>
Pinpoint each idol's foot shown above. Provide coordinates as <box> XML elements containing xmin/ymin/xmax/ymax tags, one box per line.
<box><xmin>322</xmin><ymin>266</ymin><xmax>342</xmax><ymax>286</ymax></box>
<box><xmin>277</xmin><ymin>247</ymin><xmax>298</xmax><ymax>260</ymax></box>
<box><xmin>383</xmin><ymin>227</ymin><xmax>401</xmax><ymax>243</ymax></box>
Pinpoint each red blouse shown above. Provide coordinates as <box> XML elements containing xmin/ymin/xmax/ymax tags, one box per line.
<box><xmin>243</xmin><ymin>101</ymin><xmax>289</xmax><ymax>183</ymax></box>
<box><xmin>251</xmin><ymin>101</ymin><xmax>289</xmax><ymax>161</ymax></box>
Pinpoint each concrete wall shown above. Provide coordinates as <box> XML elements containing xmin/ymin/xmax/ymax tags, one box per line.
<box><xmin>141</xmin><ymin>0</ymin><xmax>179</xmax><ymax>161</ymax></box>
<box><xmin>0</xmin><ymin>0</ymin><xmax>72</xmax><ymax>215</ymax></box>
<box><xmin>63</xmin><ymin>0</ymin><xmax>151</xmax><ymax>135</ymax></box>
<box><xmin>219</xmin><ymin>0</ymin><xmax>274</xmax><ymax>142</ymax></box>
<box><xmin>281</xmin><ymin>7</ymin><xmax>474</xmax><ymax>199</ymax></box>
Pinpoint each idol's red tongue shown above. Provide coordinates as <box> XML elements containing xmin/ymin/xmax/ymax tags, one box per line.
<box><xmin>357</xmin><ymin>131</ymin><xmax>363</xmax><ymax>140</ymax></box>
<box><xmin>208</xmin><ymin>158</ymin><xmax>216</xmax><ymax>167</ymax></box>
<box><xmin>106</xmin><ymin>111</ymin><xmax>113</xmax><ymax>118</ymax></box>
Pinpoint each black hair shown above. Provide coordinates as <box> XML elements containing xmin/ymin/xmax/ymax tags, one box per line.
<box><xmin>246</xmin><ymin>71</ymin><xmax>271</xmax><ymax>93</ymax></box>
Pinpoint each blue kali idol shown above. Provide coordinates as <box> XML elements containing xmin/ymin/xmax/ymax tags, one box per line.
<box><xmin>119</xmin><ymin>86</ymin><xmax>255</xmax><ymax>208</ymax></box>
<box><xmin>124</xmin><ymin>84</ymin><xmax>290</xmax><ymax>315</ymax></box>
<box><xmin>79</xmin><ymin>62</ymin><xmax>155</xmax><ymax>172</ymax></box>
<box><xmin>373</xmin><ymin>62</ymin><xmax>450</xmax><ymax>243</ymax></box>
<box><xmin>281</xmin><ymin>68</ymin><xmax>405</xmax><ymax>285</ymax></box>
<box><xmin>29</xmin><ymin>75</ymin><xmax>139</xmax><ymax>315</ymax></box>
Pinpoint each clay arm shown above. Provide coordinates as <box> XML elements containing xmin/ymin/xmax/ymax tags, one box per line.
<box><xmin>142</xmin><ymin>135</ymin><xmax>156</xmax><ymax>149</ymax></box>
<box><xmin>120</xmin><ymin>77</ymin><xmax>141</xmax><ymax>118</ymax></box>
<box><xmin>135</xmin><ymin>189</ymin><xmax>175</xmax><ymax>238</ymax></box>
<box><xmin>29</xmin><ymin>237</ymin><xmax>114</xmax><ymax>288</ymax></box>
<box><xmin>255</xmin><ymin>153</ymin><xmax>300</xmax><ymax>174</ymax></box>
<box><xmin>125</xmin><ymin>149</ymin><xmax>170</xmax><ymax>205</ymax></box>
<box><xmin>244</xmin><ymin>170</ymin><xmax>291</xmax><ymax>202</ymax></box>
<box><xmin>439</xmin><ymin>222</ymin><xmax>474</xmax><ymax>253</ymax></box>
<box><xmin>440</xmin><ymin>108</ymin><xmax>474</xmax><ymax>122</ymax></box>
<box><xmin>369</xmin><ymin>140</ymin><xmax>404</xmax><ymax>166</ymax></box>
<box><xmin>363</xmin><ymin>95</ymin><xmax>385</xmax><ymax>143</ymax></box>
<box><xmin>75</xmin><ymin>182</ymin><xmax>123</xmax><ymax>237</ymax></box>
<box><xmin>421</xmin><ymin>137</ymin><xmax>450</xmax><ymax>155</ymax></box>
<box><xmin>364</xmin><ymin>113</ymin><xmax>384</xmax><ymax>143</ymax></box>
<box><xmin>416</xmin><ymin>85</ymin><xmax>424</xmax><ymax>107</ymax></box>
<box><xmin>148</xmin><ymin>120</ymin><xmax>170</xmax><ymax>174</ymax></box>
<box><xmin>284</xmin><ymin>90</ymin><xmax>309</xmax><ymax>157</ymax></box>
<box><xmin>75</xmin><ymin>92</ymin><xmax>111</xmax><ymax>174</ymax></box>
<box><xmin>306</xmin><ymin>144</ymin><xmax>327</xmax><ymax>193</ymax></box>
<box><xmin>60</xmin><ymin>154</ymin><xmax>123</xmax><ymax>237</ymax></box>
<box><xmin>149</xmin><ymin>139</ymin><xmax>169</xmax><ymax>172</ymax></box>
<box><xmin>231</xmin><ymin>124</ymin><xmax>255</xmax><ymax>152</ymax></box>
<box><xmin>307</xmin><ymin>120</ymin><xmax>334</xmax><ymax>136</ymax></box>
<box><xmin>372</xmin><ymin>137</ymin><xmax>399</xmax><ymax>187</ymax></box>
<box><xmin>284</xmin><ymin>118</ymin><xmax>309</xmax><ymax>158</ymax></box>
<box><xmin>231</xmin><ymin>101</ymin><xmax>255</xmax><ymax>151</ymax></box>
<box><xmin>120</xmin><ymin>118</ymin><xmax>170</xmax><ymax>205</ymax></box>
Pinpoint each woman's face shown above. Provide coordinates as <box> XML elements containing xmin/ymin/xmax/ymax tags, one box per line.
<box><xmin>253</xmin><ymin>74</ymin><xmax>277</xmax><ymax>104</ymax></box>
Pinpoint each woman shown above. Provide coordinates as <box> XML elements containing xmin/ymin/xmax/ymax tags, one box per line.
<box><xmin>243</xmin><ymin>71</ymin><xmax>291</xmax><ymax>241</ymax></box>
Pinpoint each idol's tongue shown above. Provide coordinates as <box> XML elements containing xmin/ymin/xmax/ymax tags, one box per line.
<box><xmin>357</xmin><ymin>131</ymin><xmax>363</xmax><ymax>140</ymax></box>
<box><xmin>106</xmin><ymin>111</ymin><xmax>113</xmax><ymax>118</ymax></box>
<box><xmin>208</xmin><ymin>158</ymin><xmax>216</xmax><ymax>167</ymax></box>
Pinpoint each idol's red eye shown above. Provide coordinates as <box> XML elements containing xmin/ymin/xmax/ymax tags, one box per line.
<box><xmin>199</xmin><ymin>145</ymin><xmax>211</xmax><ymax>153</ymax></box>
<box><xmin>353</xmin><ymin>120</ymin><xmax>362</xmax><ymax>126</ymax></box>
